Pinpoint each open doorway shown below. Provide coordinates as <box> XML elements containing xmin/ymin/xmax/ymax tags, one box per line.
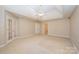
<box><xmin>44</xmin><ymin>23</ymin><xmax>48</xmax><ymax>35</ymax></box>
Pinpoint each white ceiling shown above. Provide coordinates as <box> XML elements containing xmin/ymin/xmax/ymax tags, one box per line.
<box><xmin>4</xmin><ymin>5</ymin><xmax>76</xmax><ymax>21</ymax></box>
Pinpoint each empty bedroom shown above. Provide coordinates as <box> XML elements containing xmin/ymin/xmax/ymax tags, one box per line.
<box><xmin>0</xmin><ymin>5</ymin><xmax>79</xmax><ymax>54</ymax></box>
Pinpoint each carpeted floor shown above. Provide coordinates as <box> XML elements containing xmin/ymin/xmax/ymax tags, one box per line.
<box><xmin>0</xmin><ymin>35</ymin><xmax>77</xmax><ymax>54</ymax></box>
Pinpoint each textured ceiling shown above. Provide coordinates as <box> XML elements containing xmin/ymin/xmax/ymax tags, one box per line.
<box><xmin>4</xmin><ymin>5</ymin><xmax>76</xmax><ymax>21</ymax></box>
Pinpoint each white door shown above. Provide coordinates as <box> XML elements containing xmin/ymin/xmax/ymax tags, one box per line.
<box><xmin>6</xmin><ymin>14</ymin><xmax>16</xmax><ymax>42</ymax></box>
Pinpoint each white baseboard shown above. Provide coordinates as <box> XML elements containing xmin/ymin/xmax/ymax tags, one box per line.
<box><xmin>0</xmin><ymin>40</ymin><xmax>7</xmax><ymax>48</ymax></box>
<box><xmin>0</xmin><ymin>44</ymin><xmax>6</xmax><ymax>48</ymax></box>
<box><xmin>48</xmin><ymin>34</ymin><xmax>70</xmax><ymax>39</ymax></box>
<box><xmin>15</xmin><ymin>34</ymin><xmax>36</xmax><ymax>39</ymax></box>
<box><xmin>0</xmin><ymin>33</ymin><xmax>36</xmax><ymax>48</ymax></box>
<box><xmin>71</xmin><ymin>39</ymin><xmax>79</xmax><ymax>53</ymax></box>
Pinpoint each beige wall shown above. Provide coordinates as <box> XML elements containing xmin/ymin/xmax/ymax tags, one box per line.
<box><xmin>42</xmin><ymin>19</ymin><xmax>70</xmax><ymax>38</ymax></box>
<box><xmin>0</xmin><ymin>6</ymin><xmax>5</xmax><ymax>46</ymax></box>
<box><xmin>18</xmin><ymin>17</ymin><xmax>35</xmax><ymax>37</ymax></box>
<box><xmin>48</xmin><ymin>19</ymin><xmax>70</xmax><ymax>38</ymax></box>
<box><xmin>70</xmin><ymin>6</ymin><xmax>79</xmax><ymax>50</ymax></box>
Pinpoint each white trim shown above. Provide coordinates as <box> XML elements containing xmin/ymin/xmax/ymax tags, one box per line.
<box><xmin>0</xmin><ymin>33</ymin><xmax>36</xmax><ymax>48</ymax></box>
<box><xmin>48</xmin><ymin>34</ymin><xmax>70</xmax><ymax>39</ymax></box>
<box><xmin>0</xmin><ymin>40</ymin><xmax>6</xmax><ymax>48</ymax></box>
<box><xmin>71</xmin><ymin>39</ymin><xmax>79</xmax><ymax>53</ymax></box>
<box><xmin>15</xmin><ymin>34</ymin><xmax>36</xmax><ymax>39</ymax></box>
<box><xmin>0</xmin><ymin>43</ymin><xmax>6</xmax><ymax>48</ymax></box>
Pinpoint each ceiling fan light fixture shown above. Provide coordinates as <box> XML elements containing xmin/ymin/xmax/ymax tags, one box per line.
<box><xmin>38</xmin><ymin>13</ymin><xmax>44</xmax><ymax>16</ymax></box>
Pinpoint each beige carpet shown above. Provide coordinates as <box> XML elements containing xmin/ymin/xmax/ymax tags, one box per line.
<box><xmin>0</xmin><ymin>35</ymin><xmax>77</xmax><ymax>54</ymax></box>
